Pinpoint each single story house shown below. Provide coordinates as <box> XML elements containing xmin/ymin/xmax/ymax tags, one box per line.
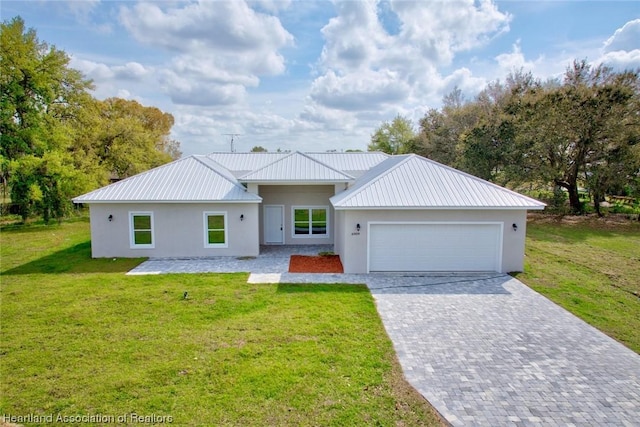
<box><xmin>73</xmin><ymin>151</ymin><xmax>545</xmax><ymax>273</ymax></box>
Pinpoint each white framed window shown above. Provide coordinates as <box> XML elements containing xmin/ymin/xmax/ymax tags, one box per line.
<box><xmin>129</xmin><ymin>212</ymin><xmax>154</xmax><ymax>248</ymax></box>
<box><xmin>204</xmin><ymin>212</ymin><xmax>228</xmax><ymax>248</ymax></box>
<box><xmin>292</xmin><ymin>206</ymin><xmax>328</xmax><ymax>238</ymax></box>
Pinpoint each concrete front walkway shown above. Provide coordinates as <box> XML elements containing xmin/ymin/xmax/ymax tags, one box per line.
<box><xmin>127</xmin><ymin>245</ymin><xmax>334</xmax><ymax>275</ymax></box>
<box><xmin>127</xmin><ymin>253</ymin><xmax>640</xmax><ymax>426</ymax></box>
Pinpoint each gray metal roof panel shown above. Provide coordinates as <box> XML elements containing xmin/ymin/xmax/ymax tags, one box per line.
<box><xmin>73</xmin><ymin>156</ymin><xmax>261</xmax><ymax>203</ymax></box>
<box><xmin>207</xmin><ymin>151</ymin><xmax>388</xmax><ymax>177</ymax></box>
<box><xmin>206</xmin><ymin>152</ymin><xmax>286</xmax><ymax>177</ymax></box>
<box><xmin>239</xmin><ymin>151</ymin><xmax>354</xmax><ymax>182</ymax></box>
<box><xmin>305</xmin><ymin>152</ymin><xmax>389</xmax><ymax>175</ymax></box>
<box><xmin>331</xmin><ymin>154</ymin><xmax>546</xmax><ymax>209</ymax></box>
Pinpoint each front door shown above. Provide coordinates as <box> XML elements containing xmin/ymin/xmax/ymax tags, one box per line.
<box><xmin>264</xmin><ymin>205</ymin><xmax>284</xmax><ymax>244</ymax></box>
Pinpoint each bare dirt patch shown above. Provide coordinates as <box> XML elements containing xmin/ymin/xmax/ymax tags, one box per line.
<box><xmin>289</xmin><ymin>255</ymin><xmax>344</xmax><ymax>273</ymax></box>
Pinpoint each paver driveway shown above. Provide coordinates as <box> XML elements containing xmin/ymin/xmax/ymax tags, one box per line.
<box><xmin>129</xmin><ymin>254</ymin><xmax>640</xmax><ymax>426</ymax></box>
<box><xmin>368</xmin><ymin>273</ymin><xmax>640</xmax><ymax>426</ymax></box>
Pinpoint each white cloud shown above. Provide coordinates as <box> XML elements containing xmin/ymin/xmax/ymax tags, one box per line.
<box><xmin>116</xmin><ymin>89</ymin><xmax>131</xmax><ymax>99</ymax></box>
<box><xmin>598</xmin><ymin>19</ymin><xmax>640</xmax><ymax>71</ymax></box>
<box><xmin>170</xmin><ymin>56</ymin><xmax>260</xmax><ymax>87</ymax></box>
<box><xmin>299</xmin><ymin>102</ymin><xmax>357</xmax><ymax>129</ymax></box>
<box><xmin>599</xmin><ymin>49</ymin><xmax>640</xmax><ymax>71</ymax></box>
<box><xmin>390</xmin><ymin>0</ymin><xmax>511</xmax><ymax>65</ymax></box>
<box><xmin>159</xmin><ymin>69</ymin><xmax>248</xmax><ymax>106</ymax></box>
<box><xmin>70</xmin><ymin>57</ymin><xmax>114</xmax><ymax>81</ymax></box>
<box><xmin>248</xmin><ymin>0</ymin><xmax>293</xmax><ymax>13</ymax></box>
<box><xmin>440</xmin><ymin>68</ymin><xmax>487</xmax><ymax>100</ymax></box>
<box><xmin>70</xmin><ymin>58</ymin><xmax>151</xmax><ymax>82</ymax></box>
<box><xmin>112</xmin><ymin>62</ymin><xmax>150</xmax><ymax>80</ymax></box>
<box><xmin>308</xmin><ymin>0</ymin><xmax>511</xmax><ymax>115</ymax></box>
<box><xmin>495</xmin><ymin>40</ymin><xmax>537</xmax><ymax>73</ymax></box>
<box><xmin>603</xmin><ymin>19</ymin><xmax>640</xmax><ymax>53</ymax></box>
<box><xmin>119</xmin><ymin>1</ymin><xmax>292</xmax><ymax>53</ymax></box>
<box><xmin>118</xmin><ymin>1</ymin><xmax>293</xmax><ymax>107</ymax></box>
<box><xmin>319</xmin><ymin>0</ymin><xmax>390</xmax><ymax>72</ymax></box>
<box><xmin>310</xmin><ymin>69</ymin><xmax>410</xmax><ymax>111</ymax></box>
<box><xmin>156</xmin><ymin>55</ymin><xmax>264</xmax><ymax>106</ymax></box>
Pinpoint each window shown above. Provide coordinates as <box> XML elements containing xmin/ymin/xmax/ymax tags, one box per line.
<box><xmin>130</xmin><ymin>212</ymin><xmax>154</xmax><ymax>248</ymax></box>
<box><xmin>204</xmin><ymin>212</ymin><xmax>228</xmax><ymax>248</ymax></box>
<box><xmin>293</xmin><ymin>207</ymin><xmax>328</xmax><ymax>237</ymax></box>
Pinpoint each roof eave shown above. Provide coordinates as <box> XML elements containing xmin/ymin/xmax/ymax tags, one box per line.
<box><xmin>72</xmin><ymin>198</ymin><xmax>262</xmax><ymax>204</ymax></box>
<box><xmin>240</xmin><ymin>179</ymin><xmax>353</xmax><ymax>185</ymax></box>
<box><xmin>331</xmin><ymin>205</ymin><xmax>546</xmax><ymax>210</ymax></box>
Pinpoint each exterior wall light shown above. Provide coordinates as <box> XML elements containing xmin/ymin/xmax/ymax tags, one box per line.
<box><xmin>240</xmin><ymin>214</ymin><xmax>244</xmax><ymax>221</ymax></box>
<box><xmin>512</xmin><ymin>223</ymin><xmax>518</xmax><ymax>231</ymax></box>
<box><xmin>356</xmin><ymin>223</ymin><xmax>361</xmax><ymax>232</ymax></box>
<box><xmin>108</xmin><ymin>214</ymin><xmax>113</xmax><ymax>222</ymax></box>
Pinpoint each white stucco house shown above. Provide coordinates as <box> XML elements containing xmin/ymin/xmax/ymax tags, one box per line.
<box><xmin>73</xmin><ymin>151</ymin><xmax>545</xmax><ymax>273</ymax></box>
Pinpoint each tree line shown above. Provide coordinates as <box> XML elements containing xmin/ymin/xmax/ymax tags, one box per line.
<box><xmin>369</xmin><ymin>62</ymin><xmax>640</xmax><ymax>214</ymax></box>
<box><xmin>1</xmin><ymin>17</ymin><xmax>181</xmax><ymax>223</ymax></box>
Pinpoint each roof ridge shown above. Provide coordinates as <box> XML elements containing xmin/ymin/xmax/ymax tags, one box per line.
<box><xmin>304</xmin><ymin>151</ymin><xmax>390</xmax><ymax>156</ymax></box>
<box><xmin>192</xmin><ymin>155</ymin><xmax>246</xmax><ymax>190</ymax></box>
<box><xmin>239</xmin><ymin>150</ymin><xmax>354</xmax><ymax>180</ymax></box>
<box><xmin>295</xmin><ymin>151</ymin><xmax>355</xmax><ymax>179</ymax></box>
<box><xmin>332</xmin><ymin>155</ymin><xmax>412</xmax><ymax>206</ymax></box>
<box><xmin>237</xmin><ymin>151</ymin><xmax>297</xmax><ymax>180</ymax></box>
<box><xmin>72</xmin><ymin>156</ymin><xmax>193</xmax><ymax>200</ymax></box>
<box><xmin>411</xmin><ymin>155</ymin><xmax>544</xmax><ymax>205</ymax></box>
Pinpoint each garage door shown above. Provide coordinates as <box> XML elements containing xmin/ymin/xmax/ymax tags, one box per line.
<box><xmin>369</xmin><ymin>222</ymin><xmax>502</xmax><ymax>272</ymax></box>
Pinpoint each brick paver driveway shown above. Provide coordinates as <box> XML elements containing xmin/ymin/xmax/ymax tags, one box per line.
<box><xmin>367</xmin><ymin>274</ymin><xmax>640</xmax><ymax>426</ymax></box>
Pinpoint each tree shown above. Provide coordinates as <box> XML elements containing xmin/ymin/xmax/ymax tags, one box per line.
<box><xmin>460</xmin><ymin>71</ymin><xmax>540</xmax><ymax>184</ymax></box>
<box><xmin>514</xmin><ymin>60</ymin><xmax>640</xmax><ymax>213</ymax></box>
<box><xmin>416</xmin><ymin>88</ymin><xmax>482</xmax><ymax>168</ymax></box>
<box><xmin>368</xmin><ymin>115</ymin><xmax>416</xmax><ymax>154</ymax></box>
<box><xmin>1</xmin><ymin>17</ymin><xmax>93</xmax><ymax>159</ymax></box>
<box><xmin>416</xmin><ymin>108</ymin><xmax>456</xmax><ymax>164</ymax></box>
<box><xmin>251</xmin><ymin>146</ymin><xmax>267</xmax><ymax>152</ymax></box>
<box><xmin>89</xmin><ymin>98</ymin><xmax>179</xmax><ymax>178</ymax></box>
<box><xmin>1</xmin><ymin>17</ymin><xmax>94</xmax><ymax>221</ymax></box>
<box><xmin>1</xmin><ymin>17</ymin><xmax>181</xmax><ymax>222</ymax></box>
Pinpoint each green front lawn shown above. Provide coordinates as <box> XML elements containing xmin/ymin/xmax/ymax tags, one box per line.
<box><xmin>3</xmin><ymin>214</ymin><xmax>638</xmax><ymax>425</ymax></box>
<box><xmin>516</xmin><ymin>215</ymin><xmax>640</xmax><ymax>353</ymax></box>
<box><xmin>0</xmin><ymin>219</ymin><xmax>441</xmax><ymax>426</ymax></box>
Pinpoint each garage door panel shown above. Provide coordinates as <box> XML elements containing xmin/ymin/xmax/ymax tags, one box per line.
<box><xmin>369</xmin><ymin>223</ymin><xmax>501</xmax><ymax>272</ymax></box>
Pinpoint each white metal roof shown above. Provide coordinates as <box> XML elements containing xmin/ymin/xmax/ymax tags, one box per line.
<box><xmin>331</xmin><ymin>154</ymin><xmax>546</xmax><ymax>210</ymax></box>
<box><xmin>239</xmin><ymin>151</ymin><xmax>354</xmax><ymax>182</ymax></box>
<box><xmin>206</xmin><ymin>152</ymin><xmax>286</xmax><ymax>177</ymax></box>
<box><xmin>206</xmin><ymin>151</ymin><xmax>388</xmax><ymax>178</ymax></box>
<box><xmin>305</xmin><ymin>152</ymin><xmax>389</xmax><ymax>177</ymax></box>
<box><xmin>73</xmin><ymin>156</ymin><xmax>261</xmax><ymax>203</ymax></box>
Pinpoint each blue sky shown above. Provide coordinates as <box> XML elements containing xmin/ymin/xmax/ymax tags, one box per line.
<box><xmin>2</xmin><ymin>1</ymin><xmax>639</xmax><ymax>155</ymax></box>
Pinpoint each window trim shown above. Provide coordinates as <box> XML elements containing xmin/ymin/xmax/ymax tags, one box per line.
<box><xmin>129</xmin><ymin>211</ymin><xmax>155</xmax><ymax>249</ymax></box>
<box><xmin>291</xmin><ymin>206</ymin><xmax>329</xmax><ymax>239</ymax></box>
<box><xmin>203</xmin><ymin>211</ymin><xmax>228</xmax><ymax>248</ymax></box>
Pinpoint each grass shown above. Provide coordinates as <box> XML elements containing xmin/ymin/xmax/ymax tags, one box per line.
<box><xmin>515</xmin><ymin>214</ymin><xmax>640</xmax><ymax>354</ymax></box>
<box><xmin>0</xmin><ymin>219</ymin><xmax>441</xmax><ymax>426</ymax></box>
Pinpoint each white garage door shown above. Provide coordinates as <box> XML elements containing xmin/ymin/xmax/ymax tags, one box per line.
<box><xmin>369</xmin><ymin>222</ymin><xmax>502</xmax><ymax>272</ymax></box>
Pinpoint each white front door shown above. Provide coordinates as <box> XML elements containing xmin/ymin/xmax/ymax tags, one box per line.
<box><xmin>264</xmin><ymin>205</ymin><xmax>284</xmax><ymax>244</ymax></box>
